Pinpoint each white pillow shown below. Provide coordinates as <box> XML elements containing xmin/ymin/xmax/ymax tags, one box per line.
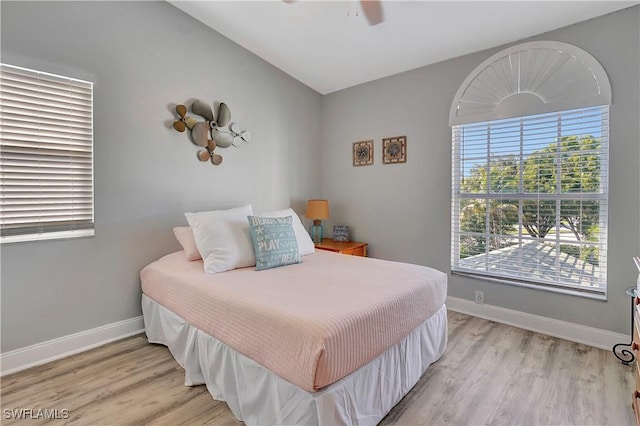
<box><xmin>185</xmin><ymin>205</ymin><xmax>255</xmax><ymax>274</ymax></box>
<box><xmin>259</xmin><ymin>208</ymin><xmax>315</xmax><ymax>256</ymax></box>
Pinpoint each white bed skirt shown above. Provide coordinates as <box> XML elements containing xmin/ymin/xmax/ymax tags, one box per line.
<box><xmin>142</xmin><ymin>294</ymin><xmax>447</xmax><ymax>425</ymax></box>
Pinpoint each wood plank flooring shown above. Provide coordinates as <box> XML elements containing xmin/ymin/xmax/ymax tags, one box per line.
<box><xmin>1</xmin><ymin>311</ymin><xmax>635</xmax><ymax>425</ymax></box>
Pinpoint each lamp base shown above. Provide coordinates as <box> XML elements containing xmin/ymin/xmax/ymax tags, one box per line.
<box><xmin>310</xmin><ymin>220</ymin><xmax>323</xmax><ymax>244</ymax></box>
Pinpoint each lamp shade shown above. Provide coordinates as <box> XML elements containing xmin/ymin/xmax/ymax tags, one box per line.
<box><xmin>305</xmin><ymin>199</ymin><xmax>329</xmax><ymax>220</ymax></box>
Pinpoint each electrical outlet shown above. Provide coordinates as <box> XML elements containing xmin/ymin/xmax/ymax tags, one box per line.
<box><xmin>474</xmin><ymin>290</ymin><xmax>484</xmax><ymax>305</ymax></box>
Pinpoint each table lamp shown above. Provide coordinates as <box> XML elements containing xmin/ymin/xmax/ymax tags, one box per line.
<box><xmin>305</xmin><ymin>199</ymin><xmax>329</xmax><ymax>244</ymax></box>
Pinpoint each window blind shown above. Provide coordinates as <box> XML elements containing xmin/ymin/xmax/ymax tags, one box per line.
<box><xmin>451</xmin><ymin>106</ymin><xmax>608</xmax><ymax>294</ymax></box>
<box><xmin>0</xmin><ymin>64</ymin><xmax>94</xmax><ymax>243</ymax></box>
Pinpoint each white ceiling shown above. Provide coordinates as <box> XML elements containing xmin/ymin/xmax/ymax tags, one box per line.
<box><xmin>169</xmin><ymin>1</ymin><xmax>638</xmax><ymax>95</ymax></box>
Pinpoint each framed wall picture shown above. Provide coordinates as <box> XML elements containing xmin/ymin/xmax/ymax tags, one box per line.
<box><xmin>353</xmin><ymin>140</ymin><xmax>373</xmax><ymax>166</ymax></box>
<box><xmin>382</xmin><ymin>136</ymin><xmax>407</xmax><ymax>164</ymax></box>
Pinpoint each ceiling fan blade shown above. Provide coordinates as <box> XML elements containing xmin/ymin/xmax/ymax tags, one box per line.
<box><xmin>360</xmin><ymin>0</ymin><xmax>383</xmax><ymax>26</ymax></box>
<box><xmin>192</xmin><ymin>99</ymin><xmax>214</xmax><ymax>122</ymax></box>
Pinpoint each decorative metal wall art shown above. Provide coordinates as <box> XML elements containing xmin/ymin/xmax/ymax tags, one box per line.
<box><xmin>353</xmin><ymin>140</ymin><xmax>373</xmax><ymax>166</ymax></box>
<box><xmin>171</xmin><ymin>100</ymin><xmax>252</xmax><ymax>166</ymax></box>
<box><xmin>382</xmin><ymin>136</ymin><xmax>406</xmax><ymax>164</ymax></box>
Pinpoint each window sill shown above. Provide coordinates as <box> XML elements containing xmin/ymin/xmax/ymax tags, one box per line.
<box><xmin>0</xmin><ymin>229</ymin><xmax>95</xmax><ymax>245</ymax></box>
<box><xmin>451</xmin><ymin>270</ymin><xmax>607</xmax><ymax>301</ymax></box>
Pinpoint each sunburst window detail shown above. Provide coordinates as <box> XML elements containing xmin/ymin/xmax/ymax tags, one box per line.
<box><xmin>449</xmin><ymin>41</ymin><xmax>611</xmax><ymax>125</ymax></box>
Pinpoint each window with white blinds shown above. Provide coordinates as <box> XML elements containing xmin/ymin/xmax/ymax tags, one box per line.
<box><xmin>451</xmin><ymin>106</ymin><xmax>608</xmax><ymax>295</ymax></box>
<box><xmin>0</xmin><ymin>63</ymin><xmax>94</xmax><ymax>243</ymax></box>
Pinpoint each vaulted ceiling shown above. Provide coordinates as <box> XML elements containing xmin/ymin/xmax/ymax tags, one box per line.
<box><xmin>169</xmin><ymin>1</ymin><xmax>638</xmax><ymax>94</ymax></box>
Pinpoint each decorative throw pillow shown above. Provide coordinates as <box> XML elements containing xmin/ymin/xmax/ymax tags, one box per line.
<box><xmin>258</xmin><ymin>208</ymin><xmax>315</xmax><ymax>256</ymax></box>
<box><xmin>172</xmin><ymin>227</ymin><xmax>201</xmax><ymax>261</ymax></box>
<box><xmin>247</xmin><ymin>215</ymin><xmax>301</xmax><ymax>271</ymax></box>
<box><xmin>185</xmin><ymin>204</ymin><xmax>255</xmax><ymax>275</ymax></box>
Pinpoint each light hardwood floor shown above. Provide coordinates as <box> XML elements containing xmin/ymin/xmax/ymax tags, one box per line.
<box><xmin>1</xmin><ymin>311</ymin><xmax>635</xmax><ymax>425</ymax></box>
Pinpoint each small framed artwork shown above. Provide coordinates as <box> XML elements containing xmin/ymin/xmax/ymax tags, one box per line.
<box><xmin>353</xmin><ymin>140</ymin><xmax>373</xmax><ymax>167</ymax></box>
<box><xmin>382</xmin><ymin>136</ymin><xmax>407</xmax><ymax>164</ymax></box>
<box><xmin>333</xmin><ymin>225</ymin><xmax>350</xmax><ymax>242</ymax></box>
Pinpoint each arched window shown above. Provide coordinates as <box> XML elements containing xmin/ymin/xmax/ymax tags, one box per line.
<box><xmin>449</xmin><ymin>41</ymin><xmax>610</xmax><ymax>297</ymax></box>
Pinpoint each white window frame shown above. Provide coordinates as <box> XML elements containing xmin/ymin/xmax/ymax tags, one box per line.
<box><xmin>448</xmin><ymin>41</ymin><xmax>612</xmax><ymax>299</ymax></box>
<box><xmin>0</xmin><ymin>63</ymin><xmax>94</xmax><ymax>244</ymax></box>
<box><xmin>451</xmin><ymin>106</ymin><xmax>609</xmax><ymax>298</ymax></box>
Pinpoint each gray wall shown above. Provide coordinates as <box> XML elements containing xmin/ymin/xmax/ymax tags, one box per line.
<box><xmin>322</xmin><ymin>6</ymin><xmax>640</xmax><ymax>335</ymax></box>
<box><xmin>0</xmin><ymin>1</ymin><xmax>323</xmax><ymax>352</ymax></box>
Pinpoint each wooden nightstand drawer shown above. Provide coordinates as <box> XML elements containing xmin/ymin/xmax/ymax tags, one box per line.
<box><xmin>341</xmin><ymin>246</ymin><xmax>364</xmax><ymax>256</ymax></box>
<box><xmin>314</xmin><ymin>238</ymin><xmax>368</xmax><ymax>257</ymax></box>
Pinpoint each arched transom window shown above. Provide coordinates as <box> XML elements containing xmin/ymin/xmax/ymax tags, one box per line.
<box><xmin>449</xmin><ymin>41</ymin><xmax>611</xmax><ymax>297</ymax></box>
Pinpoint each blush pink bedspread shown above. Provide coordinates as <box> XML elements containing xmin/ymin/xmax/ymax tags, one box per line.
<box><xmin>141</xmin><ymin>250</ymin><xmax>447</xmax><ymax>392</ymax></box>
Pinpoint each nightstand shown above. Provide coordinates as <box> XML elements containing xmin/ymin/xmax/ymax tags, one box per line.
<box><xmin>314</xmin><ymin>238</ymin><xmax>368</xmax><ymax>257</ymax></box>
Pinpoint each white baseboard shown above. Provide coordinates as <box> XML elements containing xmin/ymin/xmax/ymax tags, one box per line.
<box><xmin>446</xmin><ymin>296</ymin><xmax>628</xmax><ymax>351</ymax></box>
<box><xmin>0</xmin><ymin>316</ymin><xmax>145</xmax><ymax>376</ymax></box>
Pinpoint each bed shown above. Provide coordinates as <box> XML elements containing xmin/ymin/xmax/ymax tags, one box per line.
<box><xmin>142</xmin><ymin>205</ymin><xmax>446</xmax><ymax>424</ymax></box>
<box><xmin>141</xmin><ymin>249</ymin><xmax>448</xmax><ymax>425</ymax></box>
